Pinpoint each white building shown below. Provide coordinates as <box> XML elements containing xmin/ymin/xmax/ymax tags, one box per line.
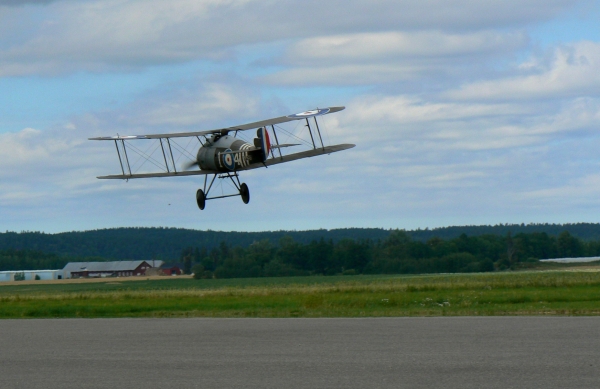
<box><xmin>0</xmin><ymin>270</ymin><xmax>64</xmax><ymax>282</ymax></box>
<box><xmin>540</xmin><ymin>257</ymin><xmax>600</xmax><ymax>263</ymax></box>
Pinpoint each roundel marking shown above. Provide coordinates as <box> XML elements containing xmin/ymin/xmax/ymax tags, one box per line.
<box><xmin>286</xmin><ymin>108</ymin><xmax>330</xmax><ymax>119</ymax></box>
<box><xmin>222</xmin><ymin>149</ymin><xmax>235</xmax><ymax>170</ymax></box>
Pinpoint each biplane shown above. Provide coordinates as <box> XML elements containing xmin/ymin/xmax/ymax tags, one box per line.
<box><xmin>90</xmin><ymin>106</ymin><xmax>355</xmax><ymax>210</ymax></box>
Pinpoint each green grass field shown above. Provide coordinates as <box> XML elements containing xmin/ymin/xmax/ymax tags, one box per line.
<box><xmin>1</xmin><ymin>271</ymin><xmax>600</xmax><ymax>318</ymax></box>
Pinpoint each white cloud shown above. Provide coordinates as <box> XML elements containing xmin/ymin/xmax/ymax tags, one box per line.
<box><xmin>0</xmin><ymin>127</ymin><xmax>74</xmax><ymax>168</ymax></box>
<box><xmin>346</xmin><ymin>95</ymin><xmax>531</xmax><ymax>125</ymax></box>
<box><xmin>285</xmin><ymin>31</ymin><xmax>527</xmax><ymax>64</ymax></box>
<box><xmin>78</xmin><ymin>80</ymin><xmax>263</xmax><ymax>141</ymax></box>
<box><xmin>263</xmin><ymin>64</ymin><xmax>424</xmax><ymax>86</ymax></box>
<box><xmin>518</xmin><ymin>173</ymin><xmax>600</xmax><ymax>208</ymax></box>
<box><xmin>0</xmin><ymin>0</ymin><xmax>62</xmax><ymax>6</ymax></box>
<box><xmin>132</xmin><ymin>83</ymin><xmax>260</xmax><ymax>127</ymax></box>
<box><xmin>0</xmin><ymin>0</ymin><xmax>582</xmax><ymax>76</ymax></box>
<box><xmin>337</xmin><ymin>96</ymin><xmax>536</xmax><ymax>151</ymax></box>
<box><xmin>310</xmin><ymin>93</ymin><xmax>600</xmax><ymax>223</ymax></box>
<box><xmin>264</xmin><ymin>30</ymin><xmax>529</xmax><ymax>86</ymax></box>
<box><xmin>447</xmin><ymin>41</ymin><xmax>600</xmax><ymax>100</ymax></box>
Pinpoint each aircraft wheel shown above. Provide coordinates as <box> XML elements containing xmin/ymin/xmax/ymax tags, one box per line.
<box><xmin>240</xmin><ymin>183</ymin><xmax>250</xmax><ymax>204</ymax></box>
<box><xmin>196</xmin><ymin>189</ymin><xmax>206</xmax><ymax>210</ymax></box>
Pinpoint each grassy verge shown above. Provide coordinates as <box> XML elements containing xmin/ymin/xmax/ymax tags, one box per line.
<box><xmin>1</xmin><ymin>271</ymin><xmax>600</xmax><ymax>318</ymax></box>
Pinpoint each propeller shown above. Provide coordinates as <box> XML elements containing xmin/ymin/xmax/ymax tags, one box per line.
<box><xmin>183</xmin><ymin>160</ymin><xmax>199</xmax><ymax>171</ymax></box>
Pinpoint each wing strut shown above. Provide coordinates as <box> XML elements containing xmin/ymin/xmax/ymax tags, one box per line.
<box><xmin>303</xmin><ymin>115</ymin><xmax>325</xmax><ymax>150</ymax></box>
<box><xmin>114</xmin><ymin>140</ymin><xmax>126</xmax><ymax>176</ymax></box>
<box><xmin>121</xmin><ymin>139</ymin><xmax>133</xmax><ymax>176</ymax></box>
<box><xmin>270</xmin><ymin>125</ymin><xmax>283</xmax><ymax>160</ymax></box>
<box><xmin>305</xmin><ymin>118</ymin><xmax>317</xmax><ymax>149</ymax></box>
<box><xmin>166</xmin><ymin>138</ymin><xmax>177</xmax><ymax>173</ymax></box>
<box><xmin>313</xmin><ymin>116</ymin><xmax>325</xmax><ymax>151</ymax></box>
<box><xmin>159</xmin><ymin>139</ymin><xmax>170</xmax><ymax>173</ymax></box>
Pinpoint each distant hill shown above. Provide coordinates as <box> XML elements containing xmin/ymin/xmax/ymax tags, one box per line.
<box><xmin>0</xmin><ymin>228</ymin><xmax>392</xmax><ymax>261</ymax></box>
<box><xmin>407</xmin><ymin>223</ymin><xmax>600</xmax><ymax>241</ymax></box>
<box><xmin>1</xmin><ymin>223</ymin><xmax>600</xmax><ymax>261</ymax></box>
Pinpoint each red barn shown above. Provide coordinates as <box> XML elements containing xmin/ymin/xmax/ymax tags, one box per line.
<box><xmin>160</xmin><ymin>264</ymin><xmax>183</xmax><ymax>276</ymax></box>
<box><xmin>63</xmin><ymin>261</ymin><xmax>155</xmax><ymax>278</ymax></box>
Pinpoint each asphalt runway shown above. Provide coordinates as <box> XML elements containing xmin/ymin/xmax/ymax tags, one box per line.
<box><xmin>1</xmin><ymin>317</ymin><xmax>599</xmax><ymax>389</ymax></box>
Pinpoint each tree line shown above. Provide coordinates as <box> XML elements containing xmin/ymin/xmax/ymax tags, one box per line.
<box><xmin>183</xmin><ymin>230</ymin><xmax>599</xmax><ymax>279</ymax></box>
<box><xmin>4</xmin><ymin>223</ymin><xmax>600</xmax><ymax>261</ymax></box>
<box><xmin>0</xmin><ymin>227</ymin><xmax>392</xmax><ymax>260</ymax></box>
<box><xmin>0</xmin><ymin>249</ymin><xmax>108</xmax><ymax>272</ymax></box>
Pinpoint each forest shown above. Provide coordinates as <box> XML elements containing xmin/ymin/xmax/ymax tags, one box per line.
<box><xmin>3</xmin><ymin>223</ymin><xmax>600</xmax><ymax>261</ymax></box>
<box><xmin>3</xmin><ymin>229</ymin><xmax>598</xmax><ymax>277</ymax></box>
<box><xmin>184</xmin><ymin>230</ymin><xmax>596</xmax><ymax>278</ymax></box>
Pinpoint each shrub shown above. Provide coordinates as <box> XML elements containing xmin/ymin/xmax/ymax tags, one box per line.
<box><xmin>192</xmin><ymin>264</ymin><xmax>213</xmax><ymax>279</ymax></box>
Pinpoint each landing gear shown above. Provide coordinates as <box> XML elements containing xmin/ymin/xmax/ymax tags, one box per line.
<box><xmin>196</xmin><ymin>189</ymin><xmax>205</xmax><ymax>210</ymax></box>
<box><xmin>240</xmin><ymin>183</ymin><xmax>250</xmax><ymax>204</ymax></box>
<box><xmin>196</xmin><ymin>173</ymin><xmax>250</xmax><ymax>210</ymax></box>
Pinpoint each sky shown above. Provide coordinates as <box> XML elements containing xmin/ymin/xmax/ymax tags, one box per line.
<box><xmin>1</xmin><ymin>0</ymin><xmax>600</xmax><ymax>233</ymax></box>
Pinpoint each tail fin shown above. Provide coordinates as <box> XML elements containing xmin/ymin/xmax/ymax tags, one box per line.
<box><xmin>257</xmin><ymin>127</ymin><xmax>271</xmax><ymax>162</ymax></box>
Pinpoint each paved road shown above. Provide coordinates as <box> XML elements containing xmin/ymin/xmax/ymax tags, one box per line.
<box><xmin>1</xmin><ymin>318</ymin><xmax>599</xmax><ymax>388</ymax></box>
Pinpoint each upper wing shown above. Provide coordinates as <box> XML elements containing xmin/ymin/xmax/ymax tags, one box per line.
<box><xmin>89</xmin><ymin>106</ymin><xmax>345</xmax><ymax>140</ymax></box>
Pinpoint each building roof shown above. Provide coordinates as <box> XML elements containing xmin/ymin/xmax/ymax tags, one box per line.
<box><xmin>63</xmin><ymin>261</ymin><xmax>151</xmax><ymax>273</ymax></box>
<box><xmin>146</xmin><ymin>260</ymin><xmax>164</xmax><ymax>268</ymax></box>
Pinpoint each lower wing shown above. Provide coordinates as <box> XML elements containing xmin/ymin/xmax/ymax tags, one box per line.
<box><xmin>97</xmin><ymin>144</ymin><xmax>355</xmax><ymax>179</ymax></box>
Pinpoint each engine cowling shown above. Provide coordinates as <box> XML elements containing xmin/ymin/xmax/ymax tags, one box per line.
<box><xmin>196</xmin><ymin>134</ymin><xmax>259</xmax><ymax>171</ymax></box>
